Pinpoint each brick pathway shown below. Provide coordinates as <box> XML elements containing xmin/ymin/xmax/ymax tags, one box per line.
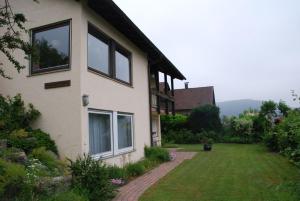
<box><xmin>112</xmin><ymin>149</ymin><xmax>197</xmax><ymax>201</ymax></box>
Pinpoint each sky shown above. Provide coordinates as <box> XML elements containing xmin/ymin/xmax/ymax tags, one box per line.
<box><xmin>113</xmin><ymin>0</ymin><xmax>300</xmax><ymax>107</ymax></box>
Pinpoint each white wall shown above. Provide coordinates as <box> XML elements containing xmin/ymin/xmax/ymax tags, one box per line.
<box><xmin>0</xmin><ymin>0</ymin><xmax>151</xmax><ymax>165</ymax></box>
<box><xmin>0</xmin><ymin>0</ymin><xmax>83</xmax><ymax>159</ymax></box>
<box><xmin>80</xmin><ymin>3</ymin><xmax>151</xmax><ymax>166</ymax></box>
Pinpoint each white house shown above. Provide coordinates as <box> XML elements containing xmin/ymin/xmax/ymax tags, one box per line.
<box><xmin>0</xmin><ymin>0</ymin><xmax>185</xmax><ymax>166</ymax></box>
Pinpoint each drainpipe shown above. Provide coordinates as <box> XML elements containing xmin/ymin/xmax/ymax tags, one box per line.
<box><xmin>147</xmin><ymin>61</ymin><xmax>154</xmax><ymax>147</ymax></box>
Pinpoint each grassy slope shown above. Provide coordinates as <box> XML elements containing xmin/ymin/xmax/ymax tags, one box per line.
<box><xmin>140</xmin><ymin>144</ymin><xmax>300</xmax><ymax>201</ymax></box>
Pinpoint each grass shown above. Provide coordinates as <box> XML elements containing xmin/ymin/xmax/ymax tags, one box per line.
<box><xmin>140</xmin><ymin>144</ymin><xmax>300</xmax><ymax>201</ymax></box>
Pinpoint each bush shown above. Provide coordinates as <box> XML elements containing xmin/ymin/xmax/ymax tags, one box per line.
<box><xmin>163</xmin><ymin>129</ymin><xmax>219</xmax><ymax>144</ymax></box>
<box><xmin>68</xmin><ymin>155</ymin><xmax>115</xmax><ymax>201</ymax></box>
<box><xmin>7</xmin><ymin>129</ymin><xmax>58</xmax><ymax>154</ymax></box>
<box><xmin>0</xmin><ymin>159</ymin><xmax>32</xmax><ymax>201</ymax></box>
<box><xmin>30</xmin><ymin>129</ymin><xmax>58</xmax><ymax>155</ymax></box>
<box><xmin>0</xmin><ymin>94</ymin><xmax>40</xmax><ymax>134</ymax></box>
<box><xmin>264</xmin><ymin>110</ymin><xmax>300</xmax><ymax>166</ymax></box>
<box><xmin>29</xmin><ymin>147</ymin><xmax>64</xmax><ymax>175</ymax></box>
<box><xmin>144</xmin><ymin>146</ymin><xmax>170</xmax><ymax>162</ymax></box>
<box><xmin>188</xmin><ymin>104</ymin><xmax>222</xmax><ymax>133</ymax></box>
<box><xmin>161</xmin><ymin>114</ymin><xmax>188</xmax><ymax>134</ymax></box>
<box><xmin>107</xmin><ymin>165</ymin><xmax>127</xmax><ymax>180</ymax></box>
<box><xmin>163</xmin><ymin>129</ymin><xmax>196</xmax><ymax>144</ymax></box>
<box><xmin>125</xmin><ymin>162</ymin><xmax>145</xmax><ymax>177</ymax></box>
<box><xmin>41</xmin><ymin>190</ymin><xmax>89</xmax><ymax>201</ymax></box>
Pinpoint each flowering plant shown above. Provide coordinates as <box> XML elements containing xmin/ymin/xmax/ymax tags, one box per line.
<box><xmin>111</xmin><ymin>178</ymin><xmax>125</xmax><ymax>186</ymax></box>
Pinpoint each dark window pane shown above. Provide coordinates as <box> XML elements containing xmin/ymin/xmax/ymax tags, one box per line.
<box><xmin>118</xmin><ymin>115</ymin><xmax>132</xmax><ymax>149</ymax></box>
<box><xmin>89</xmin><ymin>113</ymin><xmax>112</xmax><ymax>155</ymax></box>
<box><xmin>32</xmin><ymin>22</ymin><xmax>70</xmax><ymax>72</ymax></box>
<box><xmin>88</xmin><ymin>33</ymin><xmax>109</xmax><ymax>74</ymax></box>
<box><xmin>115</xmin><ymin>50</ymin><xmax>130</xmax><ymax>83</ymax></box>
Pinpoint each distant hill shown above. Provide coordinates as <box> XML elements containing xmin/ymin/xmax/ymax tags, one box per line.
<box><xmin>217</xmin><ymin>99</ymin><xmax>263</xmax><ymax>117</ymax></box>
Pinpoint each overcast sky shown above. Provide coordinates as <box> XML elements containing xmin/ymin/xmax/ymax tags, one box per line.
<box><xmin>113</xmin><ymin>0</ymin><xmax>300</xmax><ymax>107</ymax></box>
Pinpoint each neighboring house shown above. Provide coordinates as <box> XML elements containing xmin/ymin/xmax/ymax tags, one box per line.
<box><xmin>0</xmin><ymin>0</ymin><xmax>185</xmax><ymax>166</ymax></box>
<box><xmin>174</xmin><ymin>83</ymin><xmax>215</xmax><ymax>115</ymax></box>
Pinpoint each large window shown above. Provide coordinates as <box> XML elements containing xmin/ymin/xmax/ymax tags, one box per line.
<box><xmin>88</xmin><ymin>26</ymin><xmax>110</xmax><ymax>75</ymax></box>
<box><xmin>115</xmin><ymin>49</ymin><xmax>131</xmax><ymax>83</ymax></box>
<box><xmin>87</xmin><ymin>23</ymin><xmax>132</xmax><ymax>85</ymax></box>
<box><xmin>89</xmin><ymin>112</ymin><xmax>112</xmax><ymax>157</ymax></box>
<box><xmin>88</xmin><ymin>110</ymin><xmax>134</xmax><ymax>158</ymax></box>
<box><xmin>117</xmin><ymin>114</ymin><xmax>133</xmax><ymax>150</ymax></box>
<box><xmin>31</xmin><ymin>21</ymin><xmax>70</xmax><ymax>74</ymax></box>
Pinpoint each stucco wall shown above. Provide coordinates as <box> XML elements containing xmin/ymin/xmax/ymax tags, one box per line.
<box><xmin>80</xmin><ymin>3</ymin><xmax>151</xmax><ymax>166</ymax></box>
<box><xmin>0</xmin><ymin>0</ymin><xmax>151</xmax><ymax>165</ymax></box>
<box><xmin>0</xmin><ymin>0</ymin><xmax>83</xmax><ymax>159</ymax></box>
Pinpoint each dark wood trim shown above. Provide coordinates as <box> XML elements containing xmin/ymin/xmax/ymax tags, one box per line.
<box><xmin>44</xmin><ymin>80</ymin><xmax>71</xmax><ymax>89</ymax></box>
<box><xmin>171</xmin><ymin>77</ymin><xmax>174</xmax><ymax>96</ymax></box>
<box><xmin>164</xmin><ymin>73</ymin><xmax>168</xmax><ymax>94</ymax></box>
<box><xmin>87</xmin><ymin>22</ymin><xmax>133</xmax><ymax>86</ymax></box>
<box><xmin>147</xmin><ymin>62</ymin><xmax>154</xmax><ymax>147</ymax></box>
<box><xmin>157</xmin><ymin>95</ymin><xmax>160</xmax><ymax>114</ymax></box>
<box><xmin>31</xmin><ymin>20</ymin><xmax>72</xmax><ymax>75</ymax></box>
<box><xmin>172</xmin><ymin>101</ymin><xmax>175</xmax><ymax>116</ymax></box>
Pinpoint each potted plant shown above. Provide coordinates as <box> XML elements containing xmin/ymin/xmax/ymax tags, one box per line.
<box><xmin>203</xmin><ymin>138</ymin><xmax>213</xmax><ymax>151</ymax></box>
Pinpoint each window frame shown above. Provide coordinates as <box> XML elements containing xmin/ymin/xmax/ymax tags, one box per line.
<box><xmin>87</xmin><ymin>24</ymin><xmax>112</xmax><ymax>77</ymax></box>
<box><xmin>87</xmin><ymin>23</ymin><xmax>133</xmax><ymax>86</ymax></box>
<box><xmin>114</xmin><ymin>43</ymin><xmax>132</xmax><ymax>85</ymax></box>
<box><xmin>30</xmin><ymin>20</ymin><xmax>71</xmax><ymax>75</ymax></box>
<box><xmin>88</xmin><ymin>110</ymin><xmax>114</xmax><ymax>159</ymax></box>
<box><xmin>114</xmin><ymin>112</ymin><xmax>134</xmax><ymax>155</ymax></box>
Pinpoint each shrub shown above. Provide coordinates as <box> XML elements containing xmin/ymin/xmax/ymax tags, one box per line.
<box><xmin>125</xmin><ymin>162</ymin><xmax>145</xmax><ymax>177</ymax></box>
<box><xmin>7</xmin><ymin>129</ymin><xmax>35</xmax><ymax>153</ymax></box>
<box><xmin>144</xmin><ymin>146</ymin><xmax>170</xmax><ymax>162</ymax></box>
<box><xmin>7</xmin><ymin>129</ymin><xmax>58</xmax><ymax>154</ymax></box>
<box><xmin>41</xmin><ymin>190</ymin><xmax>89</xmax><ymax>201</ymax></box>
<box><xmin>188</xmin><ymin>104</ymin><xmax>222</xmax><ymax>133</ymax></box>
<box><xmin>0</xmin><ymin>94</ymin><xmax>40</xmax><ymax>134</ymax></box>
<box><xmin>29</xmin><ymin>147</ymin><xmax>64</xmax><ymax>175</ymax></box>
<box><xmin>30</xmin><ymin>129</ymin><xmax>58</xmax><ymax>155</ymax></box>
<box><xmin>161</xmin><ymin>114</ymin><xmax>188</xmax><ymax>134</ymax></box>
<box><xmin>265</xmin><ymin>110</ymin><xmax>300</xmax><ymax>165</ymax></box>
<box><xmin>163</xmin><ymin>129</ymin><xmax>196</xmax><ymax>144</ymax></box>
<box><xmin>107</xmin><ymin>165</ymin><xmax>127</xmax><ymax>180</ymax></box>
<box><xmin>68</xmin><ymin>155</ymin><xmax>115</xmax><ymax>201</ymax></box>
<box><xmin>139</xmin><ymin>158</ymin><xmax>158</xmax><ymax>170</ymax></box>
<box><xmin>0</xmin><ymin>159</ymin><xmax>32</xmax><ymax>201</ymax></box>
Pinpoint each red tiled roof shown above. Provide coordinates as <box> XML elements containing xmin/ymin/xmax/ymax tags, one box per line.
<box><xmin>174</xmin><ymin>86</ymin><xmax>215</xmax><ymax>111</ymax></box>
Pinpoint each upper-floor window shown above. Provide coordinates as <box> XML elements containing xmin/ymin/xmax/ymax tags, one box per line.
<box><xmin>88</xmin><ymin>23</ymin><xmax>132</xmax><ymax>85</ymax></box>
<box><xmin>115</xmin><ymin>48</ymin><xmax>131</xmax><ymax>83</ymax></box>
<box><xmin>88</xmin><ymin>27</ymin><xmax>110</xmax><ymax>75</ymax></box>
<box><xmin>31</xmin><ymin>21</ymin><xmax>70</xmax><ymax>74</ymax></box>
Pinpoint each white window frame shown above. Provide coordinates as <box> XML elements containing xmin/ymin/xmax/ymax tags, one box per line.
<box><xmin>113</xmin><ymin>112</ymin><xmax>134</xmax><ymax>155</ymax></box>
<box><xmin>88</xmin><ymin>110</ymin><xmax>113</xmax><ymax>159</ymax></box>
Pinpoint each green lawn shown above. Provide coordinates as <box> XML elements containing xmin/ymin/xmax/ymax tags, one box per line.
<box><xmin>140</xmin><ymin>144</ymin><xmax>300</xmax><ymax>201</ymax></box>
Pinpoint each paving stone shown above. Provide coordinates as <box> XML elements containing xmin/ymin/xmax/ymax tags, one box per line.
<box><xmin>112</xmin><ymin>150</ymin><xmax>197</xmax><ymax>201</ymax></box>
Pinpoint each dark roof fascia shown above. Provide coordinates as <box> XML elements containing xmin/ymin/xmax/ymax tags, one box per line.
<box><xmin>87</xmin><ymin>0</ymin><xmax>186</xmax><ymax>80</ymax></box>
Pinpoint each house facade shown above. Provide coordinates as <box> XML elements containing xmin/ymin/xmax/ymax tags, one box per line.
<box><xmin>174</xmin><ymin>85</ymin><xmax>215</xmax><ymax>115</ymax></box>
<box><xmin>0</xmin><ymin>0</ymin><xmax>185</xmax><ymax>166</ymax></box>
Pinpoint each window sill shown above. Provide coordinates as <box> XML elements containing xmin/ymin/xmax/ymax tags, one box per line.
<box><xmin>92</xmin><ymin>148</ymin><xmax>136</xmax><ymax>161</ymax></box>
<box><xmin>27</xmin><ymin>68</ymin><xmax>71</xmax><ymax>77</ymax></box>
<box><xmin>88</xmin><ymin>68</ymin><xmax>133</xmax><ymax>88</ymax></box>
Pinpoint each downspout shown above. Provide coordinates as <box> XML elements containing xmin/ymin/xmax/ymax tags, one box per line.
<box><xmin>147</xmin><ymin>60</ymin><xmax>154</xmax><ymax>147</ymax></box>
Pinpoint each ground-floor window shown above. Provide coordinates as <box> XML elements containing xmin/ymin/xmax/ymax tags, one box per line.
<box><xmin>88</xmin><ymin>110</ymin><xmax>134</xmax><ymax>158</ymax></box>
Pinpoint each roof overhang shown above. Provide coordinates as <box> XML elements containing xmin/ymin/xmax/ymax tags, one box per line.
<box><xmin>87</xmin><ymin>0</ymin><xmax>186</xmax><ymax>80</ymax></box>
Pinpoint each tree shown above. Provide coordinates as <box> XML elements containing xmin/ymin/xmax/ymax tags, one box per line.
<box><xmin>0</xmin><ymin>0</ymin><xmax>37</xmax><ymax>79</ymax></box>
<box><xmin>260</xmin><ymin>100</ymin><xmax>277</xmax><ymax>117</ymax></box>
<box><xmin>188</xmin><ymin>104</ymin><xmax>222</xmax><ymax>133</ymax></box>
<box><xmin>291</xmin><ymin>90</ymin><xmax>300</xmax><ymax>105</ymax></box>
<box><xmin>278</xmin><ymin>101</ymin><xmax>290</xmax><ymax>117</ymax></box>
